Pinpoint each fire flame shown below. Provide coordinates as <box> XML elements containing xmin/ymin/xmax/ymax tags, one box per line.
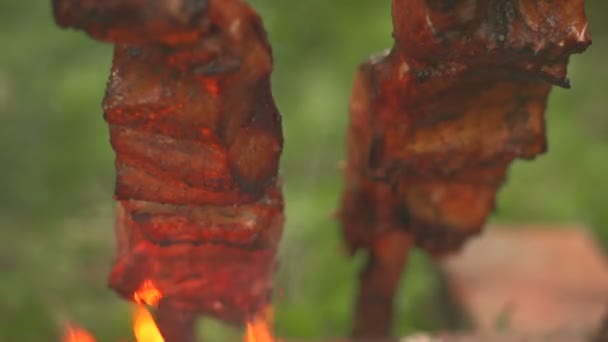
<box><xmin>63</xmin><ymin>324</ymin><xmax>96</xmax><ymax>342</ymax></box>
<box><xmin>245</xmin><ymin>305</ymin><xmax>275</xmax><ymax>342</ymax></box>
<box><xmin>64</xmin><ymin>282</ymin><xmax>280</xmax><ymax>342</ymax></box>
<box><xmin>133</xmin><ymin>280</ymin><xmax>164</xmax><ymax>342</ymax></box>
<box><xmin>63</xmin><ymin>279</ymin><xmax>165</xmax><ymax>342</ymax></box>
<box><xmin>133</xmin><ymin>280</ymin><xmax>162</xmax><ymax>306</ymax></box>
<box><xmin>133</xmin><ymin>306</ymin><xmax>164</xmax><ymax>342</ymax></box>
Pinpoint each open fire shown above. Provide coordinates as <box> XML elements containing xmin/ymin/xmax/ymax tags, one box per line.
<box><xmin>63</xmin><ymin>308</ymin><xmax>163</xmax><ymax>342</ymax></box>
<box><xmin>63</xmin><ymin>325</ymin><xmax>95</xmax><ymax>342</ymax></box>
<box><xmin>63</xmin><ymin>311</ymin><xmax>275</xmax><ymax>342</ymax></box>
<box><xmin>132</xmin><ymin>280</ymin><xmax>164</xmax><ymax>342</ymax></box>
<box><xmin>245</xmin><ymin>306</ymin><xmax>275</xmax><ymax>342</ymax></box>
<box><xmin>133</xmin><ymin>306</ymin><xmax>164</xmax><ymax>342</ymax></box>
<box><xmin>63</xmin><ymin>281</ymin><xmax>275</xmax><ymax>342</ymax></box>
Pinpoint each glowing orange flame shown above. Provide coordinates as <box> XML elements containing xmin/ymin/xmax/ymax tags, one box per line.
<box><xmin>245</xmin><ymin>306</ymin><xmax>275</xmax><ymax>342</ymax></box>
<box><xmin>64</xmin><ymin>281</ymin><xmax>279</xmax><ymax>342</ymax></box>
<box><xmin>134</xmin><ymin>306</ymin><xmax>164</xmax><ymax>342</ymax></box>
<box><xmin>133</xmin><ymin>280</ymin><xmax>162</xmax><ymax>306</ymax></box>
<box><xmin>132</xmin><ymin>280</ymin><xmax>164</xmax><ymax>342</ymax></box>
<box><xmin>63</xmin><ymin>324</ymin><xmax>96</xmax><ymax>342</ymax></box>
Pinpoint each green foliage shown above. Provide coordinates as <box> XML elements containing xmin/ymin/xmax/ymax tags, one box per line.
<box><xmin>0</xmin><ymin>0</ymin><xmax>606</xmax><ymax>340</ymax></box>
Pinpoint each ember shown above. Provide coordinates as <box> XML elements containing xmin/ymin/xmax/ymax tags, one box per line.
<box><xmin>339</xmin><ymin>0</ymin><xmax>591</xmax><ymax>338</ymax></box>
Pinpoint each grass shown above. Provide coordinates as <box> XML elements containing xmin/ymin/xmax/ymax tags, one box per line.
<box><xmin>0</xmin><ymin>0</ymin><xmax>606</xmax><ymax>340</ymax></box>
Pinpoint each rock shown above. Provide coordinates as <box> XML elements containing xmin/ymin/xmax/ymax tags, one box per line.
<box><xmin>440</xmin><ymin>225</ymin><xmax>608</xmax><ymax>337</ymax></box>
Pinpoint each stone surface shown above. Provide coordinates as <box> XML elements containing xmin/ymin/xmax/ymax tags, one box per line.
<box><xmin>440</xmin><ymin>225</ymin><xmax>608</xmax><ymax>336</ymax></box>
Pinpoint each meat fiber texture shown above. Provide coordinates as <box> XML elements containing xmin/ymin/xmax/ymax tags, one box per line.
<box><xmin>340</xmin><ymin>0</ymin><xmax>591</xmax><ymax>256</ymax></box>
<box><xmin>110</xmin><ymin>193</ymin><xmax>283</xmax><ymax>323</ymax></box>
<box><xmin>53</xmin><ymin>0</ymin><xmax>284</xmax><ymax>323</ymax></box>
<box><xmin>54</xmin><ymin>0</ymin><xmax>209</xmax><ymax>45</ymax></box>
<box><xmin>392</xmin><ymin>0</ymin><xmax>591</xmax><ymax>86</ymax></box>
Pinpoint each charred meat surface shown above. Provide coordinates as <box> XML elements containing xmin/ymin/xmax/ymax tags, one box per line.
<box><xmin>52</xmin><ymin>0</ymin><xmax>284</xmax><ymax>333</ymax></box>
<box><xmin>393</xmin><ymin>0</ymin><xmax>590</xmax><ymax>85</ymax></box>
<box><xmin>53</xmin><ymin>0</ymin><xmax>210</xmax><ymax>44</ymax></box>
<box><xmin>340</xmin><ymin>0</ymin><xmax>590</xmax><ymax>338</ymax></box>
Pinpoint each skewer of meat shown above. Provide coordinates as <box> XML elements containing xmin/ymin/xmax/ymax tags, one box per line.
<box><xmin>53</xmin><ymin>0</ymin><xmax>284</xmax><ymax>340</ymax></box>
<box><xmin>339</xmin><ymin>0</ymin><xmax>591</xmax><ymax>337</ymax></box>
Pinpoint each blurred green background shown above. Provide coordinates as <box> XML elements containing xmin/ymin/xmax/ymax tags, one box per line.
<box><xmin>0</xmin><ymin>1</ymin><xmax>606</xmax><ymax>341</ymax></box>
